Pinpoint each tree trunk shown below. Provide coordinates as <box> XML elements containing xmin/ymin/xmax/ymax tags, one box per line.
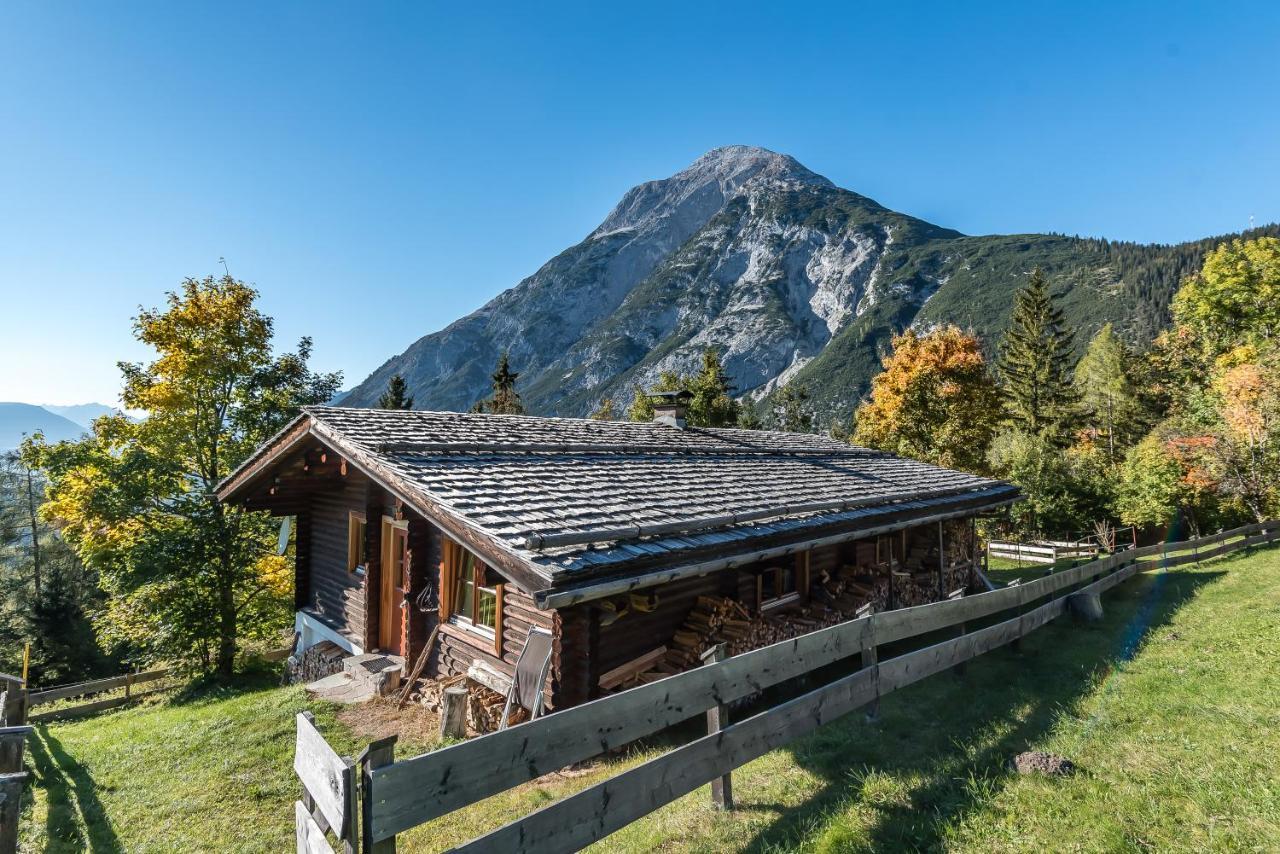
<box><xmin>25</xmin><ymin>467</ymin><xmax>41</xmax><ymax>596</ymax></box>
<box><xmin>213</xmin><ymin>500</ymin><xmax>237</xmax><ymax>678</ymax></box>
<box><xmin>217</xmin><ymin>570</ymin><xmax>236</xmax><ymax>677</ymax></box>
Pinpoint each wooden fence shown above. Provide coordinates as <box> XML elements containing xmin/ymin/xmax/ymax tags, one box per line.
<box><xmin>10</xmin><ymin>646</ymin><xmax>293</xmax><ymax>725</ymax></box>
<box><xmin>286</xmin><ymin>518</ymin><xmax>1265</xmax><ymax>851</ymax></box>
<box><xmin>0</xmin><ymin>724</ymin><xmax>31</xmax><ymax>854</ymax></box>
<box><xmin>987</xmin><ymin>538</ymin><xmax>1099</xmax><ymax>564</ymax></box>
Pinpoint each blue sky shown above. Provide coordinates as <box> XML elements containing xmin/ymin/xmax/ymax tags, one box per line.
<box><xmin>2</xmin><ymin>2</ymin><xmax>1277</xmax><ymax>405</ymax></box>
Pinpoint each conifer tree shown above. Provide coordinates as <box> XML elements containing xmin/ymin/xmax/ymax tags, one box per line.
<box><xmin>626</xmin><ymin>351</ymin><xmax>740</xmax><ymax>427</ymax></box>
<box><xmin>996</xmin><ymin>269</ymin><xmax>1078</xmax><ymax>444</ymax></box>
<box><xmin>1073</xmin><ymin>323</ymin><xmax>1137</xmax><ymax>461</ymax></box>
<box><xmin>377</xmin><ymin>374</ymin><xmax>414</xmax><ymax>410</ymax></box>
<box><xmin>687</xmin><ymin>348</ymin><xmax>739</xmax><ymax>428</ymax></box>
<box><xmin>772</xmin><ymin>382</ymin><xmax>814</xmax><ymax>433</ymax></box>
<box><xmin>477</xmin><ymin>351</ymin><xmax>524</xmax><ymax>415</ymax></box>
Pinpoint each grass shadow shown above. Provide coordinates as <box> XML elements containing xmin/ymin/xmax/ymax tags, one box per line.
<box><xmin>733</xmin><ymin>567</ymin><xmax>1224</xmax><ymax>852</ymax></box>
<box><xmin>165</xmin><ymin>659</ymin><xmax>285</xmax><ymax>707</ymax></box>
<box><xmin>26</xmin><ymin>726</ymin><xmax>123</xmax><ymax>854</ymax></box>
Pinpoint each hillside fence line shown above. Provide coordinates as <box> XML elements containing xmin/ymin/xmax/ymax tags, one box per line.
<box><xmin>290</xmin><ymin>519</ymin><xmax>1278</xmax><ymax>854</ymax></box>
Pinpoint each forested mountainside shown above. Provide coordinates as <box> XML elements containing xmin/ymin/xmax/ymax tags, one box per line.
<box><xmin>343</xmin><ymin>146</ymin><xmax>1279</xmax><ymax>424</ymax></box>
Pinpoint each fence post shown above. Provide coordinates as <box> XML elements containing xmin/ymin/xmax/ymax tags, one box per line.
<box><xmin>0</xmin><ymin>771</ymin><xmax>26</xmax><ymax>854</ymax></box>
<box><xmin>0</xmin><ymin>727</ymin><xmax>31</xmax><ymax>776</ymax></box>
<box><xmin>361</xmin><ymin>735</ymin><xmax>398</xmax><ymax>853</ymax></box>
<box><xmin>0</xmin><ymin>676</ymin><xmax>25</xmax><ymax>728</ymax></box>
<box><xmin>949</xmin><ymin>588</ymin><xmax>967</xmax><ymax>676</ymax></box>
<box><xmin>700</xmin><ymin>644</ymin><xmax>733</xmax><ymax>810</ymax></box>
<box><xmin>1007</xmin><ymin>579</ymin><xmax>1024</xmax><ymax>653</ymax></box>
<box><xmin>859</xmin><ymin>614</ymin><xmax>879</xmax><ymax>721</ymax></box>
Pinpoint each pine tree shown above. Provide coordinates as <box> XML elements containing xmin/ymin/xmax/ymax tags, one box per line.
<box><xmin>996</xmin><ymin>269</ymin><xmax>1078</xmax><ymax>444</ymax></box>
<box><xmin>377</xmin><ymin>374</ymin><xmax>414</xmax><ymax>410</ymax></box>
<box><xmin>475</xmin><ymin>352</ymin><xmax>524</xmax><ymax>415</ymax></box>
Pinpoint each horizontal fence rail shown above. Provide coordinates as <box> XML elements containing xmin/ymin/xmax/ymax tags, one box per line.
<box><xmin>22</xmin><ymin>646</ymin><xmax>291</xmax><ymax>725</ymax></box>
<box><xmin>299</xmin><ymin>520</ymin><xmax>1277</xmax><ymax>853</ymax></box>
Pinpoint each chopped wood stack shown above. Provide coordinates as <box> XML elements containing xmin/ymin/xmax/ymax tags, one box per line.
<box><xmin>287</xmin><ymin>640</ymin><xmax>345</xmax><ymax>684</ymax></box>
<box><xmin>466</xmin><ymin>681</ymin><xmax>528</xmax><ymax>734</ymax></box>
<box><xmin>599</xmin><ymin>557</ymin><xmax>978</xmax><ymax>694</ymax></box>
<box><xmin>416</xmin><ymin>673</ymin><xmax>529</xmax><ymax>734</ymax></box>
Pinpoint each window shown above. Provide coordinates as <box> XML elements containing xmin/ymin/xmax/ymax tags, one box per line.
<box><xmin>442</xmin><ymin>540</ymin><xmax>504</xmax><ymax>653</ymax></box>
<box><xmin>757</xmin><ymin>552</ymin><xmax>809</xmax><ymax>611</ymax></box>
<box><xmin>347</xmin><ymin>512</ymin><xmax>368</xmax><ymax>573</ymax></box>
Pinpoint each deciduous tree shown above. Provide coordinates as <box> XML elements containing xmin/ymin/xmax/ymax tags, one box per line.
<box><xmin>1074</xmin><ymin>323</ymin><xmax>1140</xmax><ymax>461</ymax></box>
<box><xmin>854</xmin><ymin>327</ymin><xmax>1000</xmax><ymax>472</ymax></box>
<box><xmin>28</xmin><ymin>276</ymin><xmax>340</xmax><ymax>676</ymax></box>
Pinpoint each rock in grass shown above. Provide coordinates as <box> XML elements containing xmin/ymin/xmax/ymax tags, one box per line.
<box><xmin>1012</xmin><ymin>751</ymin><xmax>1076</xmax><ymax>777</ymax></box>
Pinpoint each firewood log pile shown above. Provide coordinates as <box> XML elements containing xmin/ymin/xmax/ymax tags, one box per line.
<box><xmin>466</xmin><ymin>681</ymin><xmax>528</xmax><ymax>734</ymax></box>
<box><xmin>415</xmin><ymin>672</ymin><xmax>530</xmax><ymax>734</ymax></box>
<box><xmin>286</xmin><ymin>640</ymin><xmax>345</xmax><ymax>684</ymax></box>
<box><xmin>602</xmin><ymin>558</ymin><xmax>977</xmax><ymax>693</ymax></box>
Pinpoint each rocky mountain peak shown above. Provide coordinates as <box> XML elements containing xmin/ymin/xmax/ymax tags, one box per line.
<box><xmin>591</xmin><ymin>145</ymin><xmax>832</xmax><ymax>240</ymax></box>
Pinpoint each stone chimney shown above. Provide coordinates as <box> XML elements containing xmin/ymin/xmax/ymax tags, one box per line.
<box><xmin>651</xmin><ymin>390</ymin><xmax>693</xmax><ymax>429</ymax></box>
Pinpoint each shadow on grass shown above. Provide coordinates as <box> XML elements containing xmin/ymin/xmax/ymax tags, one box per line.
<box><xmin>166</xmin><ymin>659</ymin><xmax>285</xmax><ymax>707</ymax></box>
<box><xmin>734</xmin><ymin>567</ymin><xmax>1224</xmax><ymax>853</ymax></box>
<box><xmin>26</xmin><ymin>727</ymin><xmax>123</xmax><ymax>854</ymax></box>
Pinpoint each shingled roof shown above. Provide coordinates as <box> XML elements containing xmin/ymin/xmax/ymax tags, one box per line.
<box><xmin>218</xmin><ymin>407</ymin><xmax>1019</xmax><ymax>605</ymax></box>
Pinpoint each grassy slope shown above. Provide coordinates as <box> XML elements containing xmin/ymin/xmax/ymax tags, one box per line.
<box><xmin>20</xmin><ymin>546</ymin><xmax>1280</xmax><ymax>852</ymax></box>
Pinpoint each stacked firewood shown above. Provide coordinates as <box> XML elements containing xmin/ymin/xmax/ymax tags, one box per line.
<box><xmin>416</xmin><ymin>673</ymin><xmax>529</xmax><ymax>734</ymax></box>
<box><xmin>287</xmin><ymin>640</ymin><xmax>345</xmax><ymax>684</ymax></box>
<box><xmin>466</xmin><ymin>681</ymin><xmax>527</xmax><ymax>734</ymax></box>
<box><xmin>601</xmin><ymin>557</ymin><xmax>978</xmax><ymax>693</ymax></box>
<box><xmin>417</xmin><ymin>673</ymin><xmax>465</xmax><ymax>711</ymax></box>
<box><xmin>666</xmin><ymin>596</ymin><xmax>752</xmax><ymax>667</ymax></box>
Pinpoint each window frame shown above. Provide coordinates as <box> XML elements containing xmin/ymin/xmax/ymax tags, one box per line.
<box><xmin>346</xmin><ymin>511</ymin><xmax>368</xmax><ymax>574</ymax></box>
<box><xmin>442</xmin><ymin>540</ymin><xmax>505</xmax><ymax>655</ymax></box>
<box><xmin>757</xmin><ymin>551</ymin><xmax>809</xmax><ymax>612</ymax></box>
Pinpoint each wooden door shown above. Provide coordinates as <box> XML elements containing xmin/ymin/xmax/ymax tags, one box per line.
<box><xmin>379</xmin><ymin>521</ymin><xmax>408</xmax><ymax>655</ymax></box>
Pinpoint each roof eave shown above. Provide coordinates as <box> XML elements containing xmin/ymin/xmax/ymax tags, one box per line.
<box><xmin>534</xmin><ymin>489</ymin><xmax>1019</xmax><ymax>609</ymax></box>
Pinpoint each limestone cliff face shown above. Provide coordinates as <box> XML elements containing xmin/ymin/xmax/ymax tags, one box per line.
<box><xmin>343</xmin><ymin>145</ymin><xmax>1216</xmax><ymax>423</ymax></box>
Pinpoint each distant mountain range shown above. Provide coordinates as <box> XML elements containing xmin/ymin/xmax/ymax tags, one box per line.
<box><xmin>0</xmin><ymin>402</ymin><xmax>122</xmax><ymax>451</ymax></box>
<box><xmin>340</xmin><ymin>145</ymin><xmax>1280</xmax><ymax>425</ymax></box>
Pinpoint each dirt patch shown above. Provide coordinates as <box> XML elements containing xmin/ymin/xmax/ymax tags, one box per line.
<box><xmin>336</xmin><ymin>696</ymin><xmax>441</xmax><ymax>751</ymax></box>
<box><xmin>1011</xmin><ymin>751</ymin><xmax>1076</xmax><ymax>777</ymax></box>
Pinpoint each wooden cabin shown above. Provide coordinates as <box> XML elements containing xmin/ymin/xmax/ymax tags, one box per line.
<box><xmin>216</xmin><ymin>404</ymin><xmax>1019</xmax><ymax>710</ymax></box>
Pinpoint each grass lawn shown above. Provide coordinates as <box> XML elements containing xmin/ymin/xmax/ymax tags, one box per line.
<box><xmin>18</xmin><ymin>545</ymin><xmax>1280</xmax><ymax>852</ymax></box>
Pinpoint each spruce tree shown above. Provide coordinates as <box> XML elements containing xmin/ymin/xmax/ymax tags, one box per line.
<box><xmin>996</xmin><ymin>269</ymin><xmax>1078</xmax><ymax>444</ymax></box>
<box><xmin>485</xmin><ymin>352</ymin><xmax>525</xmax><ymax>415</ymax></box>
<box><xmin>687</xmin><ymin>348</ymin><xmax>739</xmax><ymax>427</ymax></box>
<box><xmin>377</xmin><ymin>374</ymin><xmax>414</xmax><ymax>410</ymax></box>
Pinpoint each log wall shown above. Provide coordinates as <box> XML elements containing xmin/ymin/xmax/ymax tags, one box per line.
<box><xmin>305</xmin><ymin>475</ymin><xmax>370</xmax><ymax>646</ymax></box>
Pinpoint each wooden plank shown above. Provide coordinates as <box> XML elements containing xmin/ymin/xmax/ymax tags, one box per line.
<box><xmin>597</xmin><ymin>646</ymin><xmax>668</xmax><ymax>690</ymax></box>
<box><xmin>27</xmin><ymin>694</ymin><xmax>130</xmax><ymax>723</ymax></box>
<box><xmin>0</xmin><ymin>726</ymin><xmax>31</xmax><ymax>775</ymax></box>
<box><xmin>451</xmin><ymin>670</ymin><xmax>878</xmax><ymax>854</ymax></box>
<box><xmin>368</xmin><ymin>557</ymin><xmax>1089</xmax><ymax>839</ymax></box>
<box><xmin>28</xmin><ymin>668</ymin><xmax>169</xmax><ymax>706</ymax></box>
<box><xmin>369</xmin><ymin>608</ymin><xmax>875</xmax><ymax>838</ymax></box>
<box><xmin>453</xmin><ymin>600</ymin><xmax>1057</xmax><ymax>854</ymax></box>
<box><xmin>0</xmin><ymin>772</ymin><xmax>27</xmax><ymax>854</ymax></box>
<box><xmin>296</xmin><ymin>800</ymin><xmax>337</xmax><ymax>854</ymax></box>
<box><xmin>294</xmin><ymin>713</ymin><xmax>355</xmax><ymax>841</ymax></box>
